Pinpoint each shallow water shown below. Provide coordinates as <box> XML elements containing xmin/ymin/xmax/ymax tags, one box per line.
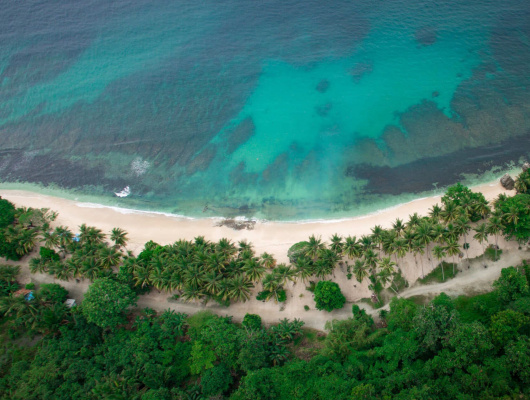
<box><xmin>0</xmin><ymin>0</ymin><xmax>529</xmax><ymax>220</ymax></box>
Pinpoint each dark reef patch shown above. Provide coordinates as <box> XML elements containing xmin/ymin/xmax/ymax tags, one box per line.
<box><xmin>349</xmin><ymin>62</ymin><xmax>373</xmax><ymax>83</ymax></box>
<box><xmin>225</xmin><ymin>117</ymin><xmax>256</xmax><ymax>154</ymax></box>
<box><xmin>315</xmin><ymin>102</ymin><xmax>332</xmax><ymax>117</ymax></box>
<box><xmin>0</xmin><ymin>150</ymin><xmax>128</xmax><ymax>192</ymax></box>
<box><xmin>415</xmin><ymin>26</ymin><xmax>437</xmax><ymax>46</ymax></box>
<box><xmin>347</xmin><ymin>133</ymin><xmax>530</xmax><ymax>195</ymax></box>
<box><xmin>316</xmin><ymin>79</ymin><xmax>330</xmax><ymax>93</ymax></box>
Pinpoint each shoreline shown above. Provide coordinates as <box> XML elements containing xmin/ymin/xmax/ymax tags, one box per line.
<box><xmin>0</xmin><ymin>179</ymin><xmax>510</xmax><ymax>265</ymax></box>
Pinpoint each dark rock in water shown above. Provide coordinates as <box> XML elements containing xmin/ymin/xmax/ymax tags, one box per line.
<box><xmin>215</xmin><ymin>218</ymin><xmax>255</xmax><ymax>231</ymax></box>
<box><xmin>432</xmin><ymin>91</ymin><xmax>440</xmax><ymax>98</ymax></box>
<box><xmin>415</xmin><ymin>26</ymin><xmax>437</xmax><ymax>46</ymax></box>
<box><xmin>316</xmin><ymin>79</ymin><xmax>330</xmax><ymax>93</ymax></box>
<box><xmin>315</xmin><ymin>102</ymin><xmax>332</xmax><ymax>117</ymax></box>
<box><xmin>500</xmin><ymin>173</ymin><xmax>515</xmax><ymax>190</ymax></box>
<box><xmin>523</xmin><ymin>162</ymin><xmax>530</xmax><ymax>172</ymax></box>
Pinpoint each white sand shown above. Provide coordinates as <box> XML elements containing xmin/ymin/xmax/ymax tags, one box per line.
<box><xmin>1</xmin><ymin>181</ymin><xmax>525</xmax><ymax>330</ymax></box>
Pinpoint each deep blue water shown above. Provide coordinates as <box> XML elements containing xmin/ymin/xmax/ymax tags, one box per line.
<box><xmin>0</xmin><ymin>0</ymin><xmax>529</xmax><ymax>219</ymax></box>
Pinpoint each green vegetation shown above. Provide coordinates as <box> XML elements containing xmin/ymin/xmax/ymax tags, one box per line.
<box><xmin>485</xmin><ymin>246</ymin><xmax>502</xmax><ymax>261</ymax></box>
<box><xmin>313</xmin><ymin>281</ymin><xmax>345</xmax><ymax>312</ymax></box>
<box><xmin>417</xmin><ymin>262</ymin><xmax>458</xmax><ymax>284</ymax></box>
<box><xmin>1</xmin><ymin>179</ymin><xmax>530</xmax><ymax>398</ymax></box>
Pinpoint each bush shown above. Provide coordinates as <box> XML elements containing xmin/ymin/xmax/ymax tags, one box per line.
<box><xmin>39</xmin><ymin>283</ymin><xmax>68</xmax><ymax>304</ymax></box>
<box><xmin>0</xmin><ymin>199</ymin><xmax>16</xmax><ymax>228</ymax></box>
<box><xmin>493</xmin><ymin>266</ymin><xmax>529</xmax><ymax>304</ymax></box>
<box><xmin>256</xmin><ymin>291</ymin><xmax>270</xmax><ymax>301</ymax></box>
<box><xmin>201</xmin><ymin>363</ymin><xmax>232</xmax><ymax>396</ymax></box>
<box><xmin>25</xmin><ymin>283</ymin><xmax>35</xmax><ymax>290</ymax></box>
<box><xmin>314</xmin><ymin>281</ymin><xmax>346</xmax><ymax>312</ymax></box>
<box><xmin>277</xmin><ymin>289</ymin><xmax>287</xmax><ymax>303</ymax></box>
<box><xmin>242</xmin><ymin>313</ymin><xmax>262</xmax><ymax>331</ymax></box>
<box><xmin>39</xmin><ymin>247</ymin><xmax>60</xmax><ymax>262</ymax></box>
<box><xmin>304</xmin><ymin>305</ymin><xmax>310</xmax><ymax>311</ymax></box>
<box><xmin>288</xmin><ymin>241</ymin><xmax>309</xmax><ymax>263</ymax></box>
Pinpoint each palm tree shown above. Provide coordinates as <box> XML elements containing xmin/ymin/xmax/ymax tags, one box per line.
<box><xmin>445</xmin><ymin>240</ymin><xmax>460</xmax><ymax>275</ymax></box>
<box><xmin>133</xmin><ymin>266</ymin><xmax>152</xmax><ymax>288</ymax></box>
<box><xmin>371</xmin><ymin>225</ymin><xmax>385</xmax><ymax>255</ymax></box>
<box><xmin>274</xmin><ymin>264</ymin><xmax>296</xmax><ymax>285</ymax></box>
<box><xmin>442</xmin><ymin>202</ymin><xmax>461</xmax><ymax>223</ymax></box>
<box><xmin>227</xmin><ymin>275</ymin><xmax>253</xmax><ymax>302</ymax></box>
<box><xmin>473</xmin><ymin>200</ymin><xmax>491</xmax><ymax>220</ymax></box>
<box><xmin>329</xmin><ymin>234</ymin><xmax>344</xmax><ymax>255</ymax></box>
<box><xmin>515</xmin><ymin>172</ymin><xmax>530</xmax><ymax>194</ymax></box>
<box><xmin>54</xmin><ymin>226</ymin><xmax>73</xmax><ymax>256</ymax></box>
<box><xmin>429</xmin><ymin>204</ymin><xmax>443</xmax><ymax>222</ymax></box>
<box><xmin>486</xmin><ymin>216</ymin><xmax>505</xmax><ymax>260</ymax></box>
<box><xmin>181</xmin><ymin>285</ymin><xmax>203</xmax><ymax>302</ymax></box>
<box><xmin>305</xmin><ymin>235</ymin><xmax>325</xmax><ymax>260</ymax></box>
<box><xmin>407</xmin><ymin>213</ymin><xmax>421</xmax><ymax>229</ymax></box>
<box><xmin>238</xmin><ymin>240</ymin><xmax>254</xmax><ymax>255</ymax></box>
<box><xmin>415</xmin><ymin>220</ymin><xmax>434</xmax><ymax>269</ymax></box>
<box><xmin>294</xmin><ymin>257</ymin><xmax>314</xmax><ymax>283</ymax></box>
<box><xmin>243</xmin><ymin>258</ymin><xmax>266</xmax><ymax>282</ymax></box>
<box><xmin>432</xmin><ymin>245</ymin><xmax>447</xmax><ymax>281</ymax></box>
<box><xmin>377</xmin><ymin>268</ymin><xmax>397</xmax><ymax>294</ymax></box>
<box><xmin>149</xmin><ymin>266</ymin><xmax>166</xmax><ymax>292</ymax></box>
<box><xmin>473</xmin><ymin>223</ymin><xmax>489</xmax><ymax>255</ymax></box>
<box><xmin>503</xmin><ymin>205</ymin><xmax>520</xmax><ymax>237</ymax></box>
<box><xmin>344</xmin><ymin>236</ymin><xmax>361</xmax><ymax>260</ymax></box>
<box><xmin>392</xmin><ymin>238</ymin><xmax>408</xmax><ymax>269</ymax></box>
<box><xmin>454</xmin><ymin>215</ymin><xmax>471</xmax><ymax>260</ymax></box>
<box><xmin>359</xmin><ymin>235</ymin><xmax>374</xmax><ymax>252</ymax></box>
<box><xmin>216</xmin><ymin>238</ymin><xmax>237</xmax><ymax>257</ymax></box>
<box><xmin>350</xmin><ymin>260</ymin><xmax>366</xmax><ymax>284</ymax></box>
<box><xmin>98</xmin><ymin>246</ymin><xmax>122</xmax><ymax>269</ymax></box>
<box><xmin>392</xmin><ymin>219</ymin><xmax>406</xmax><ymax>237</ymax></box>
<box><xmin>110</xmin><ymin>228</ymin><xmax>128</xmax><ymax>249</ymax></box>
<box><xmin>41</xmin><ymin>230</ymin><xmax>59</xmax><ymax>250</ymax></box>
<box><xmin>183</xmin><ymin>264</ymin><xmax>204</xmax><ymax>289</ymax></box>
<box><xmin>29</xmin><ymin>257</ymin><xmax>47</xmax><ymax>274</ymax></box>
<box><xmin>203</xmin><ymin>272</ymin><xmax>222</xmax><ymax>296</ymax></box>
<box><xmin>363</xmin><ymin>249</ymin><xmax>378</xmax><ymax>274</ymax></box>
<box><xmin>412</xmin><ymin>240</ymin><xmax>425</xmax><ymax>278</ymax></box>
<box><xmin>260</xmin><ymin>252</ymin><xmax>276</xmax><ymax>269</ymax></box>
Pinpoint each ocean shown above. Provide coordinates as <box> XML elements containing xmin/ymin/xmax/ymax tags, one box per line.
<box><xmin>0</xmin><ymin>0</ymin><xmax>529</xmax><ymax>220</ymax></box>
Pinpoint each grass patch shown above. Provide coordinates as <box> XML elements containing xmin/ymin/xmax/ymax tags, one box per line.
<box><xmin>392</xmin><ymin>270</ymin><xmax>409</xmax><ymax>292</ymax></box>
<box><xmin>418</xmin><ymin>262</ymin><xmax>457</xmax><ymax>285</ymax></box>
<box><xmin>186</xmin><ymin>311</ymin><xmax>216</xmax><ymax>336</ymax></box>
<box><xmin>484</xmin><ymin>247</ymin><xmax>502</xmax><ymax>261</ymax></box>
<box><xmin>454</xmin><ymin>291</ymin><xmax>501</xmax><ymax>324</ymax></box>
<box><xmin>408</xmin><ymin>294</ymin><xmax>432</xmax><ymax>306</ymax></box>
<box><xmin>292</xmin><ymin>328</ymin><xmax>325</xmax><ymax>361</ymax></box>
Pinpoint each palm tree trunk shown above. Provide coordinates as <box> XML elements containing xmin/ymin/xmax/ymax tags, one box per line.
<box><xmin>441</xmin><ymin>262</ymin><xmax>445</xmax><ymax>281</ymax></box>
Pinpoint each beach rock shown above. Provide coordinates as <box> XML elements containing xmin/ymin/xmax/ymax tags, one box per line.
<box><xmin>522</xmin><ymin>162</ymin><xmax>530</xmax><ymax>172</ymax></box>
<box><xmin>500</xmin><ymin>173</ymin><xmax>515</xmax><ymax>190</ymax></box>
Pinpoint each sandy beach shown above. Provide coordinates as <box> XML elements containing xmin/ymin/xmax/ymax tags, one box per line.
<box><xmin>1</xmin><ymin>180</ymin><xmax>524</xmax><ymax>329</ymax></box>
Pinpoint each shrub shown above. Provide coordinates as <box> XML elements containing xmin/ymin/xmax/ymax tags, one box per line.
<box><xmin>288</xmin><ymin>241</ymin><xmax>309</xmax><ymax>263</ymax></box>
<box><xmin>277</xmin><ymin>289</ymin><xmax>287</xmax><ymax>303</ymax></box>
<box><xmin>25</xmin><ymin>283</ymin><xmax>35</xmax><ymax>290</ymax></box>
<box><xmin>304</xmin><ymin>305</ymin><xmax>310</xmax><ymax>311</ymax></box>
<box><xmin>242</xmin><ymin>313</ymin><xmax>262</xmax><ymax>331</ymax></box>
<box><xmin>39</xmin><ymin>283</ymin><xmax>68</xmax><ymax>304</ymax></box>
<box><xmin>39</xmin><ymin>247</ymin><xmax>60</xmax><ymax>262</ymax></box>
<box><xmin>256</xmin><ymin>291</ymin><xmax>270</xmax><ymax>301</ymax></box>
<box><xmin>0</xmin><ymin>199</ymin><xmax>16</xmax><ymax>228</ymax></box>
<box><xmin>314</xmin><ymin>281</ymin><xmax>346</xmax><ymax>312</ymax></box>
<box><xmin>201</xmin><ymin>363</ymin><xmax>232</xmax><ymax>396</ymax></box>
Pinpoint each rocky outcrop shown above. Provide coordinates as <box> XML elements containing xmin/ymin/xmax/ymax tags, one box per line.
<box><xmin>522</xmin><ymin>162</ymin><xmax>530</xmax><ymax>172</ymax></box>
<box><xmin>500</xmin><ymin>173</ymin><xmax>515</xmax><ymax>190</ymax></box>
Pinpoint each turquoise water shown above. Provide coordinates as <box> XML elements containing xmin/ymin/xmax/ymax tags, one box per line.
<box><xmin>0</xmin><ymin>0</ymin><xmax>529</xmax><ymax>219</ymax></box>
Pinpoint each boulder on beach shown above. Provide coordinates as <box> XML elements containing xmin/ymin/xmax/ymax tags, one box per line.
<box><xmin>500</xmin><ymin>173</ymin><xmax>515</xmax><ymax>190</ymax></box>
<box><xmin>522</xmin><ymin>162</ymin><xmax>530</xmax><ymax>172</ymax></box>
